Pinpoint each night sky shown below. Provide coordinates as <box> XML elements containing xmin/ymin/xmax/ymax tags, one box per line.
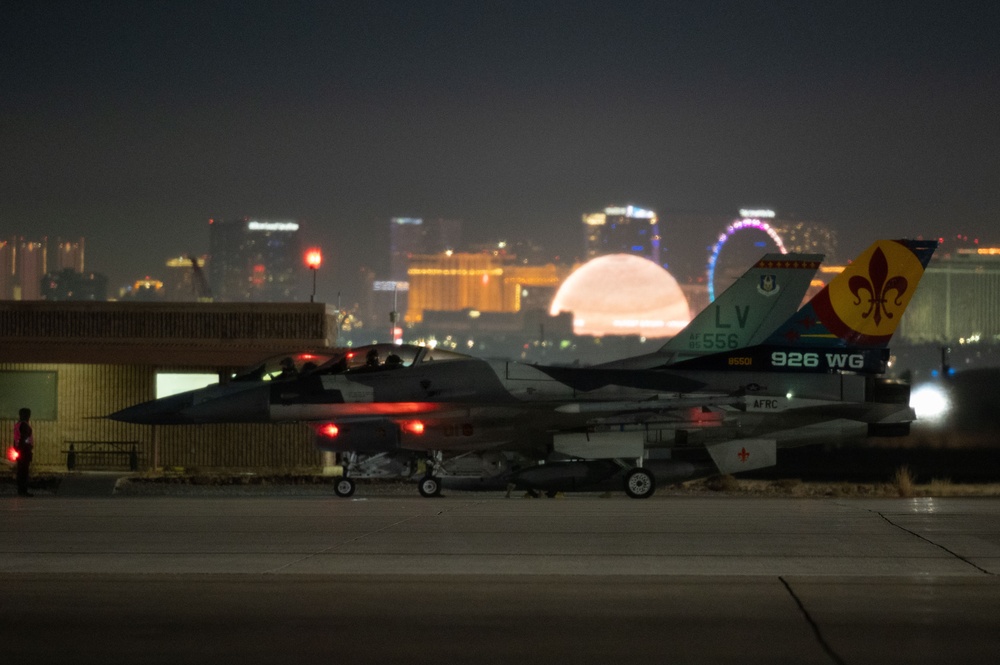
<box><xmin>3</xmin><ymin>1</ymin><xmax>998</xmax><ymax>303</ymax></box>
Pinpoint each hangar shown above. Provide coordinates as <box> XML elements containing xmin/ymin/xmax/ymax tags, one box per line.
<box><xmin>0</xmin><ymin>301</ymin><xmax>341</xmax><ymax>471</ymax></box>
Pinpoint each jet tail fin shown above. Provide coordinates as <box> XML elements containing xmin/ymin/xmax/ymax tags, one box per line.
<box><xmin>669</xmin><ymin>239</ymin><xmax>938</xmax><ymax>373</ymax></box>
<box><xmin>659</xmin><ymin>253</ymin><xmax>823</xmax><ymax>355</ymax></box>
<box><xmin>762</xmin><ymin>239</ymin><xmax>937</xmax><ymax>348</ymax></box>
<box><xmin>595</xmin><ymin>252</ymin><xmax>821</xmax><ymax>370</ymax></box>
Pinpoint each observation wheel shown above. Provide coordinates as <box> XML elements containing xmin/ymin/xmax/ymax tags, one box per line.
<box><xmin>707</xmin><ymin>219</ymin><xmax>787</xmax><ymax>302</ymax></box>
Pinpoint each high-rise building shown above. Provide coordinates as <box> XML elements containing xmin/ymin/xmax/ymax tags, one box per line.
<box><xmin>389</xmin><ymin>218</ymin><xmax>424</xmax><ymax>282</ymax></box>
<box><xmin>0</xmin><ymin>238</ymin><xmax>14</xmax><ymax>299</ymax></box>
<box><xmin>1</xmin><ymin>236</ymin><xmax>92</xmax><ymax>300</ymax></box>
<box><xmin>15</xmin><ymin>237</ymin><xmax>47</xmax><ymax>300</ymax></box>
<box><xmin>389</xmin><ymin>217</ymin><xmax>462</xmax><ymax>281</ymax></box>
<box><xmin>207</xmin><ymin>218</ymin><xmax>302</xmax><ymax>302</ymax></box>
<box><xmin>50</xmin><ymin>237</ymin><xmax>86</xmax><ymax>273</ymax></box>
<box><xmin>163</xmin><ymin>255</ymin><xmax>212</xmax><ymax>302</ymax></box>
<box><xmin>582</xmin><ymin>205</ymin><xmax>661</xmax><ymax>265</ymax></box>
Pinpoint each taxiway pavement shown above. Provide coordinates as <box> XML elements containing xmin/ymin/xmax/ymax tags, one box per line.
<box><xmin>2</xmin><ymin>495</ymin><xmax>998</xmax><ymax>664</ymax></box>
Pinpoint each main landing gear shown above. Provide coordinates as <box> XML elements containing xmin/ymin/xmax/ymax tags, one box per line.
<box><xmin>624</xmin><ymin>467</ymin><xmax>655</xmax><ymax>499</ymax></box>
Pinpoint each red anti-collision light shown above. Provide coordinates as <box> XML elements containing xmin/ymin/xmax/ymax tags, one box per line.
<box><xmin>320</xmin><ymin>424</ymin><xmax>339</xmax><ymax>438</ymax></box>
<box><xmin>305</xmin><ymin>249</ymin><xmax>323</xmax><ymax>270</ymax></box>
<box><xmin>404</xmin><ymin>421</ymin><xmax>425</xmax><ymax>435</ymax></box>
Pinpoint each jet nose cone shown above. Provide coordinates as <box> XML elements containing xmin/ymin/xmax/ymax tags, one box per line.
<box><xmin>106</xmin><ymin>393</ymin><xmax>196</xmax><ymax>424</ymax></box>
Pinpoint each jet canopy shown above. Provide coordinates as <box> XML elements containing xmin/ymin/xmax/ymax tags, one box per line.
<box><xmin>232</xmin><ymin>351</ymin><xmax>344</xmax><ymax>382</ymax></box>
<box><xmin>317</xmin><ymin>344</ymin><xmax>471</xmax><ymax>375</ymax></box>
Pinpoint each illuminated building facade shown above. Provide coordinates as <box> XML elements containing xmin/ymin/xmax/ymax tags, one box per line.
<box><xmin>582</xmin><ymin>205</ymin><xmax>661</xmax><ymax>265</ymax></box>
<box><xmin>207</xmin><ymin>218</ymin><xmax>302</xmax><ymax>302</ymax></box>
<box><xmin>898</xmin><ymin>248</ymin><xmax>1000</xmax><ymax>345</ymax></box>
<box><xmin>405</xmin><ymin>252</ymin><xmax>568</xmax><ymax>323</ymax></box>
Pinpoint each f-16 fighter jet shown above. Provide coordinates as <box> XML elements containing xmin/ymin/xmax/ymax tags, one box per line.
<box><xmin>111</xmin><ymin>240</ymin><xmax>935</xmax><ymax>498</ymax></box>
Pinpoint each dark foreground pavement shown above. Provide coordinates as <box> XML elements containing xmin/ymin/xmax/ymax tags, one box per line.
<box><xmin>2</xmin><ymin>495</ymin><xmax>999</xmax><ymax>664</ymax></box>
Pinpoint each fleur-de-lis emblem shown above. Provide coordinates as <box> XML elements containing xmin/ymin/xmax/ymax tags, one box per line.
<box><xmin>848</xmin><ymin>247</ymin><xmax>908</xmax><ymax>326</ymax></box>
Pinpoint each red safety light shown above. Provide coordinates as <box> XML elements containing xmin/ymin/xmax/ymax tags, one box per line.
<box><xmin>305</xmin><ymin>248</ymin><xmax>323</xmax><ymax>270</ymax></box>
<box><xmin>6</xmin><ymin>447</ymin><xmax>18</xmax><ymax>462</ymax></box>
<box><xmin>320</xmin><ymin>423</ymin><xmax>339</xmax><ymax>438</ymax></box>
<box><xmin>404</xmin><ymin>421</ymin><xmax>425</xmax><ymax>435</ymax></box>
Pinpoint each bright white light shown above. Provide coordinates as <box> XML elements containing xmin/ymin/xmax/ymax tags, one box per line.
<box><xmin>247</xmin><ymin>221</ymin><xmax>299</xmax><ymax>232</ymax></box>
<box><xmin>373</xmin><ymin>281</ymin><xmax>409</xmax><ymax>291</ymax></box>
<box><xmin>739</xmin><ymin>209</ymin><xmax>776</xmax><ymax>218</ymax></box>
<box><xmin>156</xmin><ymin>373</ymin><xmax>218</xmax><ymax>399</ymax></box>
<box><xmin>910</xmin><ymin>383</ymin><xmax>951</xmax><ymax>422</ymax></box>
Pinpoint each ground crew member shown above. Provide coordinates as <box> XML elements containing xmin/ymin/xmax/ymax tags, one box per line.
<box><xmin>13</xmin><ymin>407</ymin><xmax>33</xmax><ymax>497</ymax></box>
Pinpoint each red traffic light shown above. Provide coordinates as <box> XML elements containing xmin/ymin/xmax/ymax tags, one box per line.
<box><xmin>305</xmin><ymin>248</ymin><xmax>323</xmax><ymax>269</ymax></box>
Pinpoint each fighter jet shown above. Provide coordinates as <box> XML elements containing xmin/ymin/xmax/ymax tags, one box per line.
<box><xmin>110</xmin><ymin>240</ymin><xmax>935</xmax><ymax>498</ymax></box>
<box><xmin>110</xmin><ymin>250</ymin><xmax>820</xmax><ymax>428</ymax></box>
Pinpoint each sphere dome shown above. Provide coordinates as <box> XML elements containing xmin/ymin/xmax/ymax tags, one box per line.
<box><xmin>550</xmin><ymin>254</ymin><xmax>690</xmax><ymax>338</ymax></box>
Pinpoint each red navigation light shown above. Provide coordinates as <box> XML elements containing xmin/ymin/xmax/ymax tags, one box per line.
<box><xmin>320</xmin><ymin>423</ymin><xmax>339</xmax><ymax>438</ymax></box>
<box><xmin>6</xmin><ymin>447</ymin><xmax>18</xmax><ymax>462</ymax></box>
<box><xmin>305</xmin><ymin>248</ymin><xmax>323</xmax><ymax>270</ymax></box>
<box><xmin>404</xmin><ymin>420</ymin><xmax>425</xmax><ymax>435</ymax></box>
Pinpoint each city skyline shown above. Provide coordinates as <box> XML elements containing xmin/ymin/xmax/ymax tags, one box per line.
<box><xmin>3</xmin><ymin>1</ymin><xmax>998</xmax><ymax>304</ymax></box>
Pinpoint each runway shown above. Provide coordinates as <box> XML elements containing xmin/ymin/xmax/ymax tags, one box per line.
<box><xmin>2</xmin><ymin>495</ymin><xmax>999</xmax><ymax>664</ymax></box>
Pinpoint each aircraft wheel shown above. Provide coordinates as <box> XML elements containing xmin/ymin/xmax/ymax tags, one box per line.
<box><xmin>624</xmin><ymin>468</ymin><xmax>655</xmax><ymax>499</ymax></box>
<box><xmin>418</xmin><ymin>475</ymin><xmax>442</xmax><ymax>498</ymax></box>
<box><xmin>333</xmin><ymin>478</ymin><xmax>356</xmax><ymax>498</ymax></box>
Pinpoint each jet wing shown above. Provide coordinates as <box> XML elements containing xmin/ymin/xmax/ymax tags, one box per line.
<box><xmin>530</xmin><ymin>365</ymin><xmax>706</xmax><ymax>393</ymax></box>
<box><xmin>555</xmin><ymin>394</ymin><xmax>741</xmax><ymax>414</ymax></box>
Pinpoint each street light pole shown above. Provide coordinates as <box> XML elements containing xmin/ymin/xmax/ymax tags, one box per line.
<box><xmin>305</xmin><ymin>248</ymin><xmax>322</xmax><ymax>303</ymax></box>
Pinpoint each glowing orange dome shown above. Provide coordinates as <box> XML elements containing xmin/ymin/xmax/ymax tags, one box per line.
<box><xmin>550</xmin><ymin>254</ymin><xmax>690</xmax><ymax>337</ymax></box>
